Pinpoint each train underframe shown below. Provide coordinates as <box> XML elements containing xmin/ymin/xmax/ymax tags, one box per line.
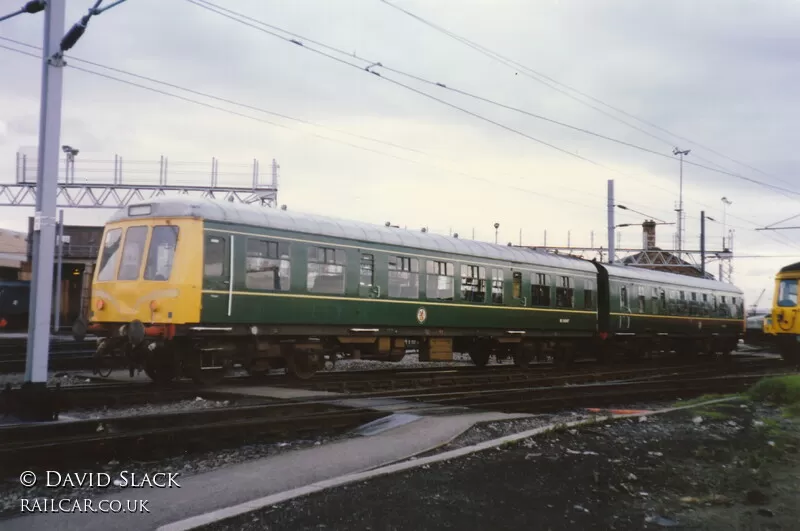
<box><xmin>75</xmin><ymin>319</ymin><xmax>745</xmax><ymax>385</ymax></box>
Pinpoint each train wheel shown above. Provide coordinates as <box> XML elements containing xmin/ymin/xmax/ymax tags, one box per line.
<box><xmin>469</xmin><ymin>350</ymin><xmax>490</xmax><ymax>367</ymax></box>
<box><xmin>287</xmin><ymin>351</ymin><xmax>320</xmax><ymax>380</ymax></box>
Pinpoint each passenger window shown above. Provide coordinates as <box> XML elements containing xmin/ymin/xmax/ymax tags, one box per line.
<box><xmin>204</xmin><ymin>236</ymin><xmax>226</xmax><ymax>278</ymax></box>
<box><xmin>245</xmin><ymin>238</ymin><xmax>290</xmax><ymax>291</ymax></box>
<box><xmin>491</xmin><ymin>269</ymin><xmax>504</xmax><ymax>304</ymax></box>
<box><xmin>556</xmin><ymin>276</ymin><xmax>574</xmax><ymax>308</ymax></box>
<box><xmin>97</xmin><ymin>228</ymin><xmax>122</xmax><ymax>282</ymax></box>
<box><xmin>388</xmin><ymin>255</ymin><xmax>419</xmax><ymax>298</ymax></box>
<box><xmin>461</xmin><ymin>264</ymin><xmax>486</xmax><ymax>302</ymax></box>
<box><xmin>144</xmin><ymin>226</ymin><xmax>179</xmax><ymax>281</ymax></box>
<box><xmin>426</xmin><ymin>260</ymin><xmax>454</xmax><ymax>301</ymax></box>
<box><xmin>531</xmin><ymin>273</ymin><xmax>550</xmax><ymax>306</ymax></box>
<box><xmin>117</xmin><ymin>226</ymin><xmax>148</xmax><ymax>281</ymax></box>
<box><xmin>307</xmin><ymin>246</ymin><xmax>346</xmax><ymax>294</ymax></box>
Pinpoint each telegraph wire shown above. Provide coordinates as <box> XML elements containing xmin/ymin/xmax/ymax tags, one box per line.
<box><xmin>184</xmin><ymin>1</ymin><xmax>800</xmax><ymax>253</ymax></box>
<box><xmin>187</xmin><ymin>0</ymin><xmax>800</xmax><ymax>203</ymax></box>
<box><xmin>185</xmin><ymin>0</ymin><xmax>800</xmax><ymax>252</ymax></box>
<box><xmin>377</xmin><ymin>0</ymin><xmax>797</xmax><ymax>192</ymax></box>
<box><xmin>3</xmin><ymin>31</ymin><xmax>794</xmax><ymax>252</ymax></box>
<box><xmin>0</xmin><ymin>41</ymin><xmax>605</xmax><ymax>214</ymax></box>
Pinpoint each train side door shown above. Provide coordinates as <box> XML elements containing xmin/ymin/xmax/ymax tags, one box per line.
<box><xmin>203</xmin><ymin>234</ymin><xmax>232</xmax><ymax>315</ymax></box>
<box><xmin>511</xmin><ymin>271</ymin><xmax>527</xmax><ymax>307</ymax></box>
<box><xmin>358</xmin><ymin>252</ymin><xmax>380</xmax><ymax>298</ymax></box>
<box><xmin>619</xmin><ymin>284</ymin><xmax>631</xmax><ymax>329</ymax></box>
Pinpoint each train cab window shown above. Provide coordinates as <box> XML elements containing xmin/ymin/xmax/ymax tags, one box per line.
<box><xmin>620</xmin><ymin>286</ymin><xmax>629</xmax><ymax>309</ymax></box>
<box><xmin>307</xmin><ymin>246</ymin><xmax>346</xmax><ymax>294</ymax></box>
<box><xmin>512</xmin><ymin>272</ymin><xmax>522</xmax><ymax>300</ymax></box>
<box><xmin>491</xmin><ymin>269</ymin><xmax>504</xmax><ymax>304</ymax></box>
<box><xmin>461</xmin><ymin>264</ymin><xmax>487</xmax><ymax>302</ymax></box>
<box><xmin>245</xmin><ymin>239</ymin><xmax>290</xmax><ymax>291</ymax></box>
<box><xmin>96</xmin><ymin>228</ymin><xmax>122</xmax><ymax>282</ymax></box>
<box><xmin>531</xmin><ymin>273</ymin><xmax>551</xmax><ymax>306</ymax></box>
<box><xmin>388</xmin><ymin>255</ymin><xmax>419</xmax><ymax>298</ymax></box>
<box><xmin>144</xmin><ymin>226</ymin><xmax>179</xmax><ymax>281</ymax></box>
<box><xmin>360</xmin><ymin>254</ymin><xmax>374</xmax><ymax>288</ymax></box>
<box><xmin>204</xmin><ymin>236</ymin><xmax>227</xmax><ymax>278</ymax></box>
<box><xmin>555</xmin><ymin>276</ymin><xmax>574</xmax><ymax>308</ymax></box>
<box><xmin>584</xmin><ymin>279</ymin><xmax>595</xmax><ymax>310</ymax></box>
<box><xmin>637</xmin><ymin>286</ymin><xmax>646</xmax><ymax>313</ymax></box>
<box><xmin>778</xmin><ymin>279</ymin><xmax>798</xmax><ymax>307</ymax></box>
<box><xmin>426</xmin><ymin>260</ymin><xmax>454</xmax><ymax>300</ymax></box>
<box><xmin>117</xmin><ymin>226</ymin><xmax>148</xmax><ymax>281</ymax></box>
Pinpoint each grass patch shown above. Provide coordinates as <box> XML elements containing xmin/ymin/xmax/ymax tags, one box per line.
<box><xmin>691</xmin><ymin>409</ymin><xmax>731</xmax><ymax>420</ymax></box>
<box><xmin>673</xmin><ymin>394</ymin><xmax>736</xmax><ymax>408</ymax></box>
<box><xmin>748</xmin><ymin>375</ymin><xmax>800</xmax><ymax>418</ymax></box>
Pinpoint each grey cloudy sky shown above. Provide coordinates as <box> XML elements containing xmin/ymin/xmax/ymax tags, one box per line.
<box><xmin>0</xmin><ymin>0</ymin><xmax>799</xmax><ymax>308</ymax></box>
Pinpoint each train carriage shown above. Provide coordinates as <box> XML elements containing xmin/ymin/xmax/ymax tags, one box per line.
<box><xmin>76</xmin><ymin>197</ymin><xmax>745</xmax><ymax>384</ymax></box>
<box><xmin>601</xmin><ymin>264</ymin><xmax>743</xmax><ymax>358</ymax></box>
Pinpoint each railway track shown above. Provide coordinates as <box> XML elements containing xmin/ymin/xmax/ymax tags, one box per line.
<box><xmin>0</xmin><ymin>401</ymin><xmax>384</xmax><ymax>474</ymax></box>
<box><xmin>0</xmin><ymin>339</ymin><xmax>96</xmax><ymax>373</ymax></box>
<box><xmin>0</xmin><ymin>358</ymin><xmax>794</xmax><ymax>474</ymax></box>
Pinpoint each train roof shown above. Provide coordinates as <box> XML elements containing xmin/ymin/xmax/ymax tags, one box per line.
<box><xmin>603</xmin><ymin>263</ymin><xmax>743</xmax><ymax>294</ymax></box>
<box><xmin>110</xmin><ymin>198</ymin><xmax>598</xmax><ymax>273</ymax></box>
<box><xmin>779</xmin><ymin>261</ymin><xmax>800</xmax><ymax>274</ymax></box>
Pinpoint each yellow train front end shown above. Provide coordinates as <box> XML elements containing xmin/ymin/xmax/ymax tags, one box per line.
<box><xmin>764</xmin><ymin>262</ymin><xmax>800</xmax><ymax>364</ymax></box>
<box><xmin>76</xmin><ymin>204</ymin><xmax>205</xmax><ymax>379</ymax></box>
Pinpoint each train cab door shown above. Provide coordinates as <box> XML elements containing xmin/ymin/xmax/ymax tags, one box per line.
<box><xmin>203</xmin><ymin>233</ymin><xmax>232</xmax><ymax>316</ymax></box>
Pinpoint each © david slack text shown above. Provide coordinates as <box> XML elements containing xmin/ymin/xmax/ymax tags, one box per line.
<box><xmin>20</xmin><ymin>470</ymin><xmax>181</xmax><ymax>488</ymax></box>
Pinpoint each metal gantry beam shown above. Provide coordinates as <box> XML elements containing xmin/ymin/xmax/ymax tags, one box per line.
<box><xmin>0</xmin><ymin>183</ymin><xmax>279</xmax><ymax>208</ymax></box>
<box><xmin>2</xmin><ymin>152</ymin><xmax>280</xmax><ymax>208</ymax></box>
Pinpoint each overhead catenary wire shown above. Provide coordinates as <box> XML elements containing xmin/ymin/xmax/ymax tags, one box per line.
<box><xmin>2</xmin><ymin>13</ymin><xmax>794</xmax><ymax>253</ymax></box>
<box><xmin>183</xmin><ymin>0</ymin><xmax>800</xmax><ymax>253</ymax></box>
<box><xmin>377</xmin><ymin>0</ymin><xmax>799</xmax><ymax>193</ymax></box>
<box><xmin>189</xmin><ymin>0</ymin><xmax>800</xmax><ymax>201</ymax></box>
<box><xmin>0</xmin><ymin>41</ymin><xmax>606</xmax><ymax>215</ymax></box>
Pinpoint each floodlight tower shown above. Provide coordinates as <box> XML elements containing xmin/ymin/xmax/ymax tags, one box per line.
<box><xmin>673</xmin><ymin>147</ymin><xmax>691</xmax><ymax>258</ymax></box>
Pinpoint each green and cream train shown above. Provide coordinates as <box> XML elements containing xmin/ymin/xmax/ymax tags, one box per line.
<box><xmin>74</xmin><ymin>197</ymin><xmax>745</xmax><ymax>383</ymax></box>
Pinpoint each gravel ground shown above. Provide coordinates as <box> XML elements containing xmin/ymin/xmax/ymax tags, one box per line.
<box><xmin>0</xmin><ymin>371</ymin><xmax>95</xmax><ymax>388</ymax></box>
<box><xmin>202</xmin><ymin>401</ymin><xmax>800</xmax><ymax>531</ymax></box>
<box><xmin>61</xmin><ymin>395</ymin><xmax>236</xmax><ymax>420</ymax></box>
<box><xmin>322</xmin><ymin>352</ymin><xmax>496</xmax><ymax>372</ymax></box>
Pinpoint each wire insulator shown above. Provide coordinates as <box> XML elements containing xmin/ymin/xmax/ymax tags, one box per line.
<box><xmin>23</xmin><ymin>1</ymin><xmax>46</xmax><ymax>14</ymax></box>
<box><xmin>61</xmin><ymin>15</ymin><xmax>91</xmax><ymax>52</ymax></box>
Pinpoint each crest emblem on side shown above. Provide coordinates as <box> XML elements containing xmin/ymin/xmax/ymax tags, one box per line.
<box><xmin>416</xmin><ymin>307</ymin><xmax>427</xmax><ymax>324</ymax></box>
